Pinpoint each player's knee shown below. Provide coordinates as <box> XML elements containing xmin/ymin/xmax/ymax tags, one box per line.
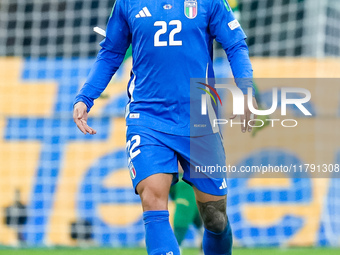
<box><xmin>139</xmin><ymin>186</ymin><xmax>168</xmax><ymax>211</ymax></box>
<box><xmin>204</xmin><ymin>211</ymin><xmax>227</xmax><ymax>233</ymax></box>
<box><xmin>198</xmin><ymin>199</ymin><xmax>228</xmax><ymax>234</ymax></box>
<box><xmin>137</xmin><ymin>173</ymin><xmax>173</xmax><ymax>211</ymax></box>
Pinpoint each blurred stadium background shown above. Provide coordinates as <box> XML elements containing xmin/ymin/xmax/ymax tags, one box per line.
<box><xmin>0</xmin><ymin>0</ymin><xmax>340</xmax><ymax>254</ymax></box>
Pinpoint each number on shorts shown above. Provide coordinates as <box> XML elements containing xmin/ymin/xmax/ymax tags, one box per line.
<box><xmin>126</xmin><ymin>135</ymin><xmax>141</xmax><ymax>159</ymax></box>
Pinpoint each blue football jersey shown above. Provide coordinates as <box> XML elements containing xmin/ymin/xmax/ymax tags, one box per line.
<box><xmin>81</xmin><ymin>0</ymin><xmax>249</xmax><ymax>136</ymax></box>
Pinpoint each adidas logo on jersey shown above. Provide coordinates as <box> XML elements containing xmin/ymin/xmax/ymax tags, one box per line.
<box><xmin>219</xmin><ymin>178</ymin><xmax>227</xmax><ymax>190</ymax></box>
<box><xmin>135</xmin><ymin>7</ymin><xmax>152</xmax><ymax>18</ymax></box>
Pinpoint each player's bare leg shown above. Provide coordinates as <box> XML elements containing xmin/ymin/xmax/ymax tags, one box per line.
<box><xmin>194</xmin><ymin>187</ymin><xmax>232</xmax><ymax>255</ymax></box>
<box><xmin>137</xmin><ymin>173</ymin><xmax>173</xmax><ymax>211</ymax></box>
<box><xmin>137</xmin><ymin>173</ymin><xmax>180</xmax><ymax>255</ymax></box>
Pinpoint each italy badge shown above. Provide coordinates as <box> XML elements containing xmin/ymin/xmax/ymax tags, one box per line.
<box><xmin>184</xmin><ymin>0</ymin><xmax>197</xmax><ymax>19</ymax></box>
<box><xmin>128</xmin><ymin>161</ymin><xmax>136</xmax><ymax>179</ymax></box>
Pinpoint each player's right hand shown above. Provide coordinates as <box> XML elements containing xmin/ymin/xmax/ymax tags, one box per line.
<box><xmin>73</xmin><ymin>102</ymin><xmax>97</xmax><ymax>135</ymax></box>
<box><xmin>230</xmin><ymin>95</ymin><xmax>258</xmax><ymax>133</ymax></box>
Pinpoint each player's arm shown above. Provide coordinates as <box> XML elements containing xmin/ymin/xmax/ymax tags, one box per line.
<box><xmin>73</xmin><ymin>0</ymin><xmax>131</xmax><ymax>135</ymax></box>
<box><xmin>226</xmin><ymin>40</ymin><xmax>258</xmax><ymax>133</ymax></box>
<box><xmin>209</xmin><ymin>0</ymin><xmax>257</xmax><ymax>133</ymax></box>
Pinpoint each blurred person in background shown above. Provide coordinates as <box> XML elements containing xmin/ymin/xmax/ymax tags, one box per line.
<box><xmin>4</xmin><ymin>190</ymin><xmax>27</xmax><ymax>246</ymax></box>
<box><xmin>170</xmin><ymin>170</ymin><xmax>203</xmax><ymax>254</ymax></box>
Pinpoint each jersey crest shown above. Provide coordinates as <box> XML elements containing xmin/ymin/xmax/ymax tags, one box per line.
<box><xmin>129</xmin><ymin>161</ymin><xmax>136</xmax><ymax>179</ymax></box>
<box><xmin>184</xmin><ymin>0</ymin><xmax>197</xmax><ymax>19</ymax></box>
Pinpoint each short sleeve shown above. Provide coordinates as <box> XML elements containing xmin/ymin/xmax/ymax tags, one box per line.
<box><xmin>209</xmin><ymin>0</ymin><xmax>246</xmax><ymax>50</ymax></box>
<box><xmin>100</xmin><ymin>0</ymin><xmax>131</xmax><ymax>54</ymax></box>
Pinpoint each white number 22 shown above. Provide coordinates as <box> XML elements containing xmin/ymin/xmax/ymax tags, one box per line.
<box><xmin>126</xmin><ymin>135</ymin><xmax>141</xmax><ymax>160</ymax></box>
<box><xmin>154</xmin><ymin>20</ymin><xmax>182</xmax><ymax>47</ymax></box>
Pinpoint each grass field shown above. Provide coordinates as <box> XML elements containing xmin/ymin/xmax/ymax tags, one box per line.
<box><xmin>0</xmin><ymin>248</ymin><xmax>339</xmax><ymax>255</ymax></box>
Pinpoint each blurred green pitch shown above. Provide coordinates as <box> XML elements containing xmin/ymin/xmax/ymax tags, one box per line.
<box><xmin>0</xmin><ymin>248</ymin><xmax>340</xmax><ymax>255</ymax></box>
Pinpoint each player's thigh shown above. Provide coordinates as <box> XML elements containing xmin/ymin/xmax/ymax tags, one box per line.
<box><xmin>179</xmin><ymin>132</ymin><xmax>228</xmax><ymax>196</ymax></box>
<box><xmin>193</xmin><ymin>186</ymin><xmax>226</xmax><ymax>203</ymax></box>
<box><xmin>126</xmin><ymin>126</ymin><xmax>179</xmax><ymax>210</ymax></box>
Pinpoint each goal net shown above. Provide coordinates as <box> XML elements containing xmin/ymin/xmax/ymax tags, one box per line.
<box><xmin>238</xmin><ymin>0</ymin><xmax>340</xmax><ymax>57</ymax></box>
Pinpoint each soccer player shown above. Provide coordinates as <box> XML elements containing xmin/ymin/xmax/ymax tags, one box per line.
<box><xmin>73</xmin><ymin>0</ymin><xmax>257</xmax><ymax>254</ymax></box>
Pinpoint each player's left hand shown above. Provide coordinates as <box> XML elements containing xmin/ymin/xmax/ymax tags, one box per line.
<box><xmin>230</xmin><ymin>95</ymin><xmax>258</xmax><ymax>133</ymax></box>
